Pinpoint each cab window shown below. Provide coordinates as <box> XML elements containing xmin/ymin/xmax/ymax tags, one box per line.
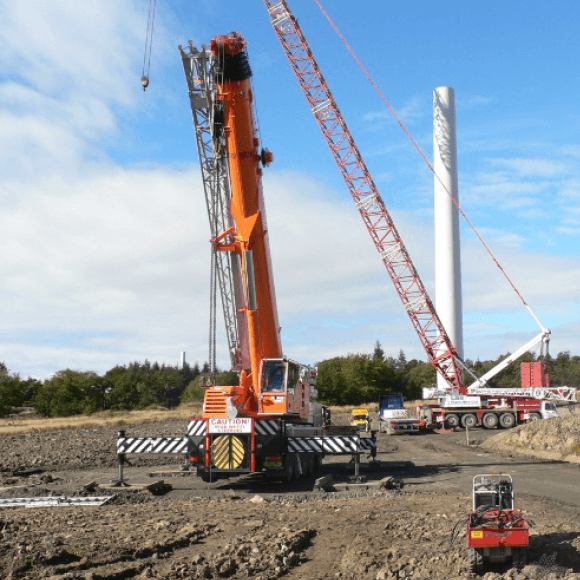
<box><xmin>262</xmin><ymin>361</ymin><xmax>287</xmax><ymax>392</ymax></box>
<box><xmin>287</xmin><ymin>362</ymin><xmax>300</xmax><ymax>394</ymax></box>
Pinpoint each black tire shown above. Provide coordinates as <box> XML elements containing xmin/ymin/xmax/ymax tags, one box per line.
<box><xmin>513</xmin><ymin>547</ymin><xmax>527</xmax><ymax>569</ymax></box>
<box><xmin>445</xmin><ymin>413</ymin><xmax>460</xmax><ymax>429</ymax></box>
<box><xmin>499</xmin><ymin>413</ymin><xmax>516</xmax><ymax>429</ymax></box>
<box><xmin>305</xmin><ymin>455</ymin><xmax>314</xmax><ymax>477</ymax></box>
<box><xmin>313</xmin><ymin>454</ymin><xmax>323</xmax><ymax>473</ymax></box>
<box><xmin>461</xmin><ymin>413</ymin><xmax>477</xmax><ymax>429</ymax></box>
<box><xmin>284</xmin><ymin>454</ymin><xmax>295</xmax><ymax>483</ymax></box>
<box><xmin>468</xmin><ymin>548</ymin><xmax>484</xmax><ymax>573</ymax></box>
<box><xmin>482</xmin><ymin>413</ymin><xmax>499</xmax><ymax>429</ymax></box>
<box><xmin>528</xmin><ymin>412</ymin><xmax>541</xmax><ymax>422</ymax></box>
<box><xmin>200</xmin><ymin>471</ymin><xmax>216</xmax><ymax>483</ymax></box>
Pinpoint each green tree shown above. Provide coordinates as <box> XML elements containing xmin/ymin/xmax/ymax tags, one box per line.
<box><xmin>34</xmin><ymin>370</ymin><xmax>103</xmax><ymax>416</ymax></box>
<box><xmin>373</xmin><ymin>341</ymin><xmax>385</xmax><ymax>362</ymax></box>
<box><xmin>0</xmin><ymin>363</ymin><xmax>21</xmax><ymax>417</ymax></box>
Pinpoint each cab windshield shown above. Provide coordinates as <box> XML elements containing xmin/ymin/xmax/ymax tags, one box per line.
<box><xmin>262</xmin><ymin>360</ymin><xmax>287</xmax><ymax>392</ymax></box>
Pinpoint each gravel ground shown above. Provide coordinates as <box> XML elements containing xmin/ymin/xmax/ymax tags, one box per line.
<box><xmin>1</xmin><ymin>418</ymin><xmax>580</xmax><ymax>579</ymax></box>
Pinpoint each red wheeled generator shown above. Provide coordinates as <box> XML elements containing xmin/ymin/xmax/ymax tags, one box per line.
<box><xmin>467</xmin><ymin>474</ymin><xmax>529</xmax><ymax>572</ymax></box>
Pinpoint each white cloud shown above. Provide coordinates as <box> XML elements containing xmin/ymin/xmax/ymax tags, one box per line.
<box><xmin>363</xmin><ymin>95</ymin><xmax>423</xmax><ymax>128</ymax></box>
<box><xmin>457</xmin><ymin>94</ymin><xmax>496</xmax><ymax>110</ymax></box>
<box><xmin>0</xmin><ymin>0</ymin><xmax>142</xmax><ymax>104</ymax></box>
<box><xmin>2</xmin><ymin>0</ymin><xmax>580</xmax><ymax>382</ymax></box>
<box><xmin>489</xmin><ymin>157</ymin><xmax>571</xmax><ymax>178</ymax></box>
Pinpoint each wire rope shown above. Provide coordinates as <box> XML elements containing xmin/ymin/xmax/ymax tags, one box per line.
<box><xmin>313</xmin><ymin>0</ymin><xmax>531</xmax><ymax>311</ymax></box>
<box><xmin>141</xmin><ymin>0</ymin><xmax>157</xmax><ymax>90</ymax></box>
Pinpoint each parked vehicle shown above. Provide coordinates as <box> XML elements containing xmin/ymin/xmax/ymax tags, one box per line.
<box><xmin>378</xmin><ymin>393</ymin><xmax>425</xmax><ymax>433</ymax></box>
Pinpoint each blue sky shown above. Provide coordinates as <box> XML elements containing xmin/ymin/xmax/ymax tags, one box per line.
<box><xmin>1</xmin><ymin>0</ymin><xmax>579</xmax><ymax>380</ymax></box>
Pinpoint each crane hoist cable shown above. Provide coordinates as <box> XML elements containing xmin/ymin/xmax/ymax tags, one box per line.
<box><xmin>312</xmin><ymin>0</ymin><xmax>540</xmax><ymax>326</ymax></box>
<box><xmin>141</xmin><ymin>0</ymin><xmax>157</xmax><ymax>91</ymax></box>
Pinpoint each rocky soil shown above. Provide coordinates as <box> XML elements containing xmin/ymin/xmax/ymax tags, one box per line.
<box><xmin>482</xmin><ymin>411</ymin><xmax>580</xmax><ymax>463</ymax></box>
<box><xmin>1</xmin><ymin>418</ymin><xmax>580</xmax><ymax>579</ymax></box>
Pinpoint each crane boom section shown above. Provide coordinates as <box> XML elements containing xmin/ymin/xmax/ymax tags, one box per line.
<box><xmin>265</xmin><ymin>1</ymin><xmax>463</xmax><ymax>389</ymax></box>
<box><xmin>211</xmin><ymin>34</ymin><xmax>283</xmax><ymax>386</ymax></box>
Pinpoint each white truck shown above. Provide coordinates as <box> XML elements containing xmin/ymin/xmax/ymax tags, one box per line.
<box><xmin>378</xmin><ymin>393</ymin><xmax>426</xmax><ymax>434</ymax></box>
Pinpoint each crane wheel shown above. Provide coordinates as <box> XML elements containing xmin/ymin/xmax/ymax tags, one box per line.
<box><xmin>528</xmin><ymin>412</ymin><xmax>541</xmax><ymax>422</ymax></box>
<box><xmin>445</xmin><ymin>414</ymin><xmax>460</xmax><ymax>429</ymax></box>
<box><xmin>284</xmin><ymin>454</ymin><xmax>296</xmax><ymax>483</ymax></box>
<box><xmin>499</xmin><ymin>413</ymin><xmax>516</xmax><ymax>429</ymax></box>
<box><xmin>482</xmin><ymin>413</ymin><xmax>499</xmax><ymax>429</ymax></box>
<box><xmin>513</xmin><ymin>548</ymin><xmax>527</xmax><ymax>570</ymax></box>
<box><xmin>468</xmin><ymin>548</ymin><xmax>484</xmax><ymax>573</ymax></box>
<box><xmin>461</xmin><ymin>413</ymin><xmax>477</xmax><ymax>429</ymax></box>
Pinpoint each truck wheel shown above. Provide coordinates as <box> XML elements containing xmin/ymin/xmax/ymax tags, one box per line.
<box><xmin>461</xmin><ymin>413</ymin><xmax>477</xmax><ymax>429</ymax></box>
<box><xmin>200</xmin><ymin>471</ymin><xmax>217</xmax><ymax>483</ymax></box>
<box><xmin>499</xmin><ymin>413</ymin><xmax>516</xmax><ymax>429</ymax></box>
<box><xmin>513</xmin><ymin>547</ymin><xmax>527</xmax><ymax>569</ymax></box>
<box><xmin>284</xmin><ymin>455</ymin><xmax>295</xmax><ymax>483</ymax></box>
<box><xmin>482</xmin><ymin>413</ymin><xmax>498</xmax><ymax>429</ymax></box>
<box><xmin>528</xmin><ymin>412</ymin><xmax>541</xmax><ymax>422</ymax></box>
<box><xmin>313</xmin><ymin>454</ymin><xmax>322</xmax><ymax>473</ymax></box>
<box><xmin>467</xmin><ymin>548</ymin><xmax>484</xmax><ymax>573</ymax></box>
<box><xmin>445</xmin><ymin>413</ymin><xmax>460</xmax><ymax>429</ymax></box>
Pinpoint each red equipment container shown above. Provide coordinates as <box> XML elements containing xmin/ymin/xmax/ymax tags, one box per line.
<box><xmin>466</xmin><ymin>474</ymin><xmax>529</xmax><ymax>572</ymax></box>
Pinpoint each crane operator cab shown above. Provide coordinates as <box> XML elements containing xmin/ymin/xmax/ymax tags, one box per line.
<box><xmin>259</xmin><ymin>358</ymin><xmax>315</xmax><ymax>418</ymax></box>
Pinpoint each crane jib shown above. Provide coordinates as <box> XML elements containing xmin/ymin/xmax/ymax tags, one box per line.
<box><xmin>265</xmin><ymin>0</ymin><xmax>463</xmax><ymax>390</ymax></box>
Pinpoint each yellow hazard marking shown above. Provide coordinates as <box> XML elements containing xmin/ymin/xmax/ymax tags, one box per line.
<box><xmin>471</xmin><ymin>531</ymin><xmax>484</xmax><ymax>539</ymax></box>
<box><xmin>211</xmin><ymin>435</ymin><xmax>246</xmax><ymax>469</ymax></box>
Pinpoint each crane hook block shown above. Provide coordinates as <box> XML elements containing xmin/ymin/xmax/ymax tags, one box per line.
<box><xmin>141</xmin><ymin>76</ymin><xmax>150</xmax><ymax>91</ymax></box>
<box><xmin>260</xmin><ymin>148</ymin><xmax>274</xmax><ymax>167</ymax></box>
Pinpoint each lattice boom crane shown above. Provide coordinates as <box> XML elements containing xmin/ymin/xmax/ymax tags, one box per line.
<box><xmin>265</xmin><ymin>0</ymin><xmax>464</xmax><ymax>390</ymax></box>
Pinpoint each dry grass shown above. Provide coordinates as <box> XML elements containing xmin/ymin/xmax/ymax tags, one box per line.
<box><xmin>0</xmin><ymin>404</ymin><xmax>203</xmax><ymax>435</ymax></box>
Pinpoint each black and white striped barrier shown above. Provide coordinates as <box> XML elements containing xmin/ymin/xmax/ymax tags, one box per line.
<box><xmin>112</xmin><ymin>430</ymin><xmax>193</xmax><ymax>486</ymax></box>
<box><xmin>288</xmin><ymin>434</ymin><xmax>377</xmax><ymax>477</ymax></box>
<box><xmin>287</xmin><ymin>435</ymin><xmax>375</xmax><ymax>454</ymax></box>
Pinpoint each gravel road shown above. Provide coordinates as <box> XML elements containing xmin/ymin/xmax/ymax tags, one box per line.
<box><xmin>1</xmin><ymin>419</ymin><xmax>579</xmax><ymax>579</ymax></box>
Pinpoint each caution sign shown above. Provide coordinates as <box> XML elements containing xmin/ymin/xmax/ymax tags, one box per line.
<box><xmin>209</xmin><ymin>418</ymin><xmax>252</xmax><ymax>434</ymax></box>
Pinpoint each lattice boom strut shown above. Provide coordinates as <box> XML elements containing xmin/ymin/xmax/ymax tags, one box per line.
<box><xmin>265</xmin><ymin>0</ymin><xmax>463</xmax><ymax>388</ymax></box>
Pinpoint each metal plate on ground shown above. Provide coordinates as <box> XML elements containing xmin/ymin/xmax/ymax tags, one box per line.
<box><xmin>0</xmin><ymin>496</ymin><xmax>113</xmax><ymax>508</ymax></box>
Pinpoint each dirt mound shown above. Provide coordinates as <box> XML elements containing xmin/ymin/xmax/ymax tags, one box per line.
<box><xmin>0</xmin><ymin>420</ymin><xmax>189</xmax><ymax>473</ymax></box>
<box><xmin>482</xmin><ymin>412</ymin><xmax>580</xmax><ymax>462</ymax></box>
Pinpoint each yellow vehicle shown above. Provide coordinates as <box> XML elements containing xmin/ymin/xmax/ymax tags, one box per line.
<box><xmin>351</xmin><ymin>408</ymin><xmax>371</xmax><ymax>432</ymax></box>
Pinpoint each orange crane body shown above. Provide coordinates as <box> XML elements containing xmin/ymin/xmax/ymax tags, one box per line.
<box><xmin>203</xmin><ymin>33</ymin><xmax>311</xmax><ymax>421</ymax></box>
<box><xmin>121</xmin><ymin>32</ymin><xmax>376</xmax><ymax>485</ymax></box>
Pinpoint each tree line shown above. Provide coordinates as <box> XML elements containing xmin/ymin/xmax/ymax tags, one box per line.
<box><xmin>1</xmin><ymin>343</ymin><xmax>579</xmax><ymax>417</ymax></box>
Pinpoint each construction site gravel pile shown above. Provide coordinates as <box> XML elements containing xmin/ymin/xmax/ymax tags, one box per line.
<box><xmin>483</xmin><ymin>412</ymin><xmax>580</xmax><ymax>463</ymax></box>
<box><xmin>1</xmin><ymin>418</ymin><xmax>580</xmax><ymax>579</ymax></box>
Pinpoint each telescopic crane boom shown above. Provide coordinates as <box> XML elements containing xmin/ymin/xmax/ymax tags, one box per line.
<box><xmin>182</xmin><ymin>32</ymin><xmax>318</xmax><ymax>421</ymax></box>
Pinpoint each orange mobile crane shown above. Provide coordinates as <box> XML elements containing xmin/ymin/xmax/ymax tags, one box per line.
<box><xmin>174</xmin><ymin>32</ymin><xmax>376</xmax><ymax>482</ymax></box>
<box><xmin>115</xmin><ymin>33</ymin><xmax>376</xmax><ymax>485</ymax></box>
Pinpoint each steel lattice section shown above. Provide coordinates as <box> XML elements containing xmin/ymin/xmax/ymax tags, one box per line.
<box><xmin>265</xmin><ymin>1</ymin><xmax>462</xmax><ymax>388</ymax></box>
<box><xmin>180</xmin><ymin>43</ymin><xmax>243</xmax><ymax>371</ymax></box>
